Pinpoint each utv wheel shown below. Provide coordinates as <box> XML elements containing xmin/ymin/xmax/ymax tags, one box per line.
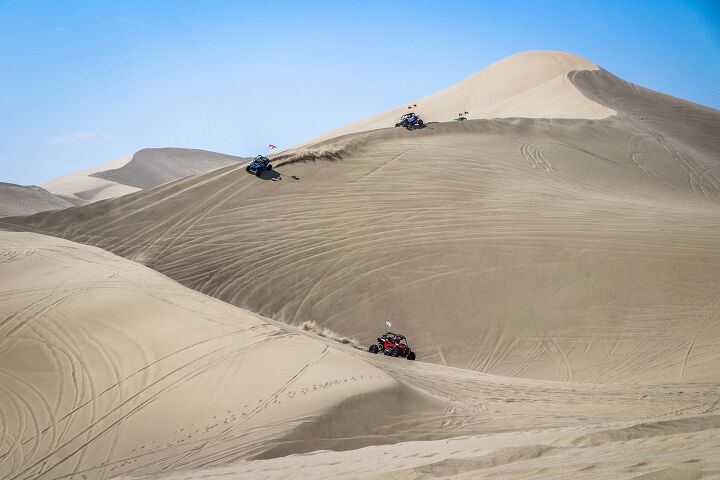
<box><xmin>391</xmin><ymin>347</ymin><xmax>401</xmax><ymax>357</ymax></box>
<box><xmin>369</xmin><ymin>344</ymin><xmax>379</xmax><ymax>354</ymax></box>
<box><xmin>246</xmin><ymin>166</ymin><xmax>251</xmax><ymax>173</ymax></box>
<box><xmin>267</xmin><ymin>164</ymin><xmax>272</xmax><ymax>171</ymax></box>
<box><xmin>255</xmin><ymin>169</ymin><xmax>262</xmax><ymax>177</ymax></box>
<box><xmin>417</xmin><ymin>120</ymin><xmax>424</xmax><ymax>126</ymax></box>
<box><xmin>407</xmin><ymin>351</ymin><xmax>416</xmax><ymax>361</ymax></box>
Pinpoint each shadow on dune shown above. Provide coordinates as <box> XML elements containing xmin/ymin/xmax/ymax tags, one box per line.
<box><xmin>255</xmin><ymin>169</ymin><xmax>283</xmax><ymax>181</ymax></box>
<box><xmin>254</xmin><ymin>381</ymin><xmax>446</xmax><ymax>459</ymax></box>
<box><xmin>252</xmin><ymin>169</ymin><xmax>300</xmax><ymax>181</ymax></box>
<box><xmin>402</xmin><ymin>123</ymin><xmax>428</xmax><ymax>131</ymax></box>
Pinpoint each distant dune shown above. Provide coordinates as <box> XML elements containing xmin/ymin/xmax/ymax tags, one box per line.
<box><xmin>39</xmin><ymin>148</ymin><xmax>248</xmax><ymax>205</ymax></box>
<box><xmin>6</xmin><ymin>51</ymin><xmax>719</xmax><ymax>384</ymax></box>
<box><xmin>91</xmin><ymin>148</ymin><xmax>248</xmax><ymax>189</ymax></box>
<box><xmin>40</xmin><ymin>154</ymin><xmax>140</xmax><ymax>204</ymax></box>
<box><xmin>0</xmin><ymin>182</ymin><xmax>73</xmax><ymax>217</ymax></box>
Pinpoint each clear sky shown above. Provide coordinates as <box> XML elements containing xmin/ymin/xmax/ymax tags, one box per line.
<box><xmin>1</xmin><ymin>0</ymin><xmax>719</xmax><ymax>185</ymax></box>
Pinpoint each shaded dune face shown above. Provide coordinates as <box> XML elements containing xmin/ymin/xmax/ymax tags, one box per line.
<box><xmin>5</xmin><ymin>66</ymin><xmax>720</xmax><ymax>385</ymax></box>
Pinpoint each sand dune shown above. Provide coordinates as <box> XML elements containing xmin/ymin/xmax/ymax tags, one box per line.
<box><xmin>91</xmin><ymin>148</ymin><xmax>248</xmax><ymax>190</ymax></box>
<box><xmin>40</xmin><ymin>148</ymin><xmax>248</xmax><ymax>204</ymax></box>
<box><xmin>0</xmin><ymin>232</ymin><xmax>441</xmax><ymax>479</ymax></box>
<box><xmin>0</xmin><ymin>183</ymin><xmax>73</xmax><ymax>217</ymax></box>
<box><xmin>7</xmin><ymin>53</ymin><xmax>719</xmax><ymax>384</ymax></box>
<box><xmin>302</xmin><ymin>50</ymin><xmax>616</xmax><ymax>146</ymax></box>
<box><xmin>3</xmin><ymin>50</ymin><xmax>720</xmax><ymax>479</ymax></box>
<box><xmin>2</xmin><ymin>232</ymin><xmax>718</xmax><ymax>479</ymax></box>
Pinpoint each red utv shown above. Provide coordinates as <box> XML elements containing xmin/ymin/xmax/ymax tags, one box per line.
<box><xmin>368</xmin><ymin>332</ymin><xmax>416</xmax><ymax>360</ymax></box>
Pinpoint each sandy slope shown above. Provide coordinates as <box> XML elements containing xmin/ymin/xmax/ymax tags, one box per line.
<box><xmin>0</xmin><ymin>232</ymin><xmax>441</xmax><ymax>480</ymax></box>
<box><xmin>301</xmin><ymin>51</ymin><xmax>615</xmax><ymax>146</ymax></box>
<box><xmin>0</xmin><ymin>183</ymin><xmax>73</xmax><ymax>217</ymax></box>
<box><xmin>40</xmin><ymin>149</ymin><xmax>248</xmax><ymax>204</ymax></box>
<box><xmin>7</xmin><ymin>55</ymin><xmax>719</xmax><ymax>384</ymax></box>
<box><xmin>2</xmin><ymin>233</ymin><xmax>718</xmax><ymax>480</ymax></box>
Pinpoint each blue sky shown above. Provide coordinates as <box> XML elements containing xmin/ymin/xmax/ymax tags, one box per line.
<box><xmin>1</xmin><ymin>0</ymin><xmax>719</xmax><ymax>185</ymax></box>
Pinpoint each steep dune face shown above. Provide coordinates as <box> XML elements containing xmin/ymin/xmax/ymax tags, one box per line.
<box><xmin>0</xmin><ymin>183</ymin><xmax>73</xmax><ymax>217</ymax></box>
<box><xmin>303</xmin><ymin>50</ymin><xmax>615</xmax><ymax>145</ymax></box>
<box><xmin>0</xmin><ymin>232</ymin><xmax>442</xmax><ymax>480</ymax></box>
<box><xmin>5</xmin><ymin>53</ymin><xmax>720</xmax><ymax>384</ymax></box>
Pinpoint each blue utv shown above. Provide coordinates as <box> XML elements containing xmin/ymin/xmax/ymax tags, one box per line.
<box><xmin>395</xmin><ymin>112</ymin><xmax>424</xmax><ymax>129</ymax></box>
<box><xmin>246</xmin><ymin>155</ymin><xmax>273</xmax><ymax>176</ymax></box>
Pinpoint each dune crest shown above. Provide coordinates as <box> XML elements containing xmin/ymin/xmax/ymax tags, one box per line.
<box><xmin>303</xmin><ymin>50</ymin><xmax>615</xmax><ymax>145</ymax></box>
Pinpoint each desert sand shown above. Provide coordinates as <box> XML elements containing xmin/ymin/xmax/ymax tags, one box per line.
<box><xmin>0</xmin><ymin>183</ymin><xmax>73</xmax><ymax>217</ymax></box>
<box><xmin>1</xmin><ymin>232</ymin><xmax>718</xmax><ymax>480</ymax></box>
<box><xmin>2</xmin><ymin>50</ymin><xmax>720</xmax><ymax>479</ymax></box>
